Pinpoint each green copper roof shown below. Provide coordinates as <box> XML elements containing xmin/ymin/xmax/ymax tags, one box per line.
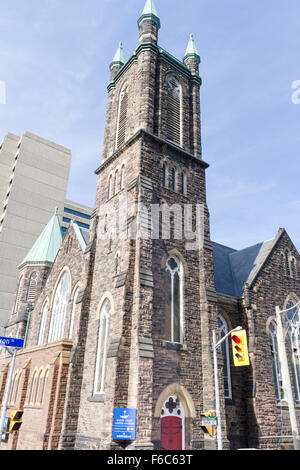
<box><xmin>138</xmin><ymin>0</ymin><xmax>160</xmax><ymax>30</ymax></box>
<box><xmin>110</xmin><ymin>42</ymin><xmax>125</xmax><ymax>70</ymax></box>
<box><xmin>142</xmin><ymin>0</ymin><xmax>158</xmax><ymax>16</ymax></box>
<box><xmin>183</xmin><ymin>34</ymin><xmax>201</xmax><ymax>63</ymax></box>
<box><xmin>19</xmin><ymin>208</ymin><xmax>63</xmax><ymax>268</ymax></box>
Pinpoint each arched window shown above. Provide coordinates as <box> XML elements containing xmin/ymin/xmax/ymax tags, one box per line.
<box><xmin>115</xmin><ymin>253</ymin><xmax>120</xmax><ymax>276</ymax></box>
<box><xmin>285</xmin><ymin>250</ymin><xmax>291</xmax><ymax>277</ymax></box>
<box><xmin>9</xmin><ymin>371</ymin><xmax>21</xmax><ymax>404</ymax></box>
<box><xmin>167</xmin><ymin>77</ymin><xmax>182</xmax><ymax>146</ymax></box>
<box><xmin>69</xmin><ymin>287</ymin><xmax>80</xmax><ymax>339</ymax></box>
<box><xmin>14</xmin><ymin>275</ymin><xmax>24</xmax><ymax>313</ymax></box>
<box><xmin>38</xmin><ymin>300</ymin><xmax>49</xmax><ymax>346</ymax></box>
<box><xmin>42</xmin><ymin>369</ymin><xmax>49</xmax><ymax>404</ymax></box>
<box><xmin>120</xmin><ymin>165</ymin><xmax>125</xmax><ymax>190</ymax></box>
<box><xmin>114</xmin><ymin>169</ymin><xmax>119</xmax><ymax>195</ymax></box>
<box><xmin>27</xmin><ymin>272</ymin><xmax>38</xmax><ymax>304</ymax></box>
<box><xmin>171</xmin><ymin>168</ymin><xmax>177</xmax><ymax>192</ymax></box>
<box><xmin>48</xmin><ymin>271</ymin><xmax>71</xmax><ymax>343</ymax></box>
<box><xmin>29</xmin><ymin>370</ymin><xmax>38</xmax><ymax>404</ymax></box>
<box><xmin>269</xmin><ymin>321</ymin><xmax>284</xmax><ymax>402</ymax></box>
<box><xmin>116</xmin><ymin>84</ymin><xmax>128</xmax><ymax>149</ymax></box>
<box><xmin>218</xmin><ymin>316</ymin><xmax>232</xmax><ymax>399</ymax></box>
<box><xmin>108</xmin><ymin>175</ymin><xmax>113</xmax><ymax>199</ymax></box>
<box><xmin>35</xmin><ymin>369</ymin><xmax>44</xmax><ymax>404</ymax></box>
<box><xmin>94</xmin><ymin>299</ymin><xmax>111</xmax><ymax>395</ymax></box>
<box><xmin>181</xmin><ymin>172</ymin><xmax>186</xmax><ymax>195</ymax></box>
<box><xmin>164</xmin><ymin>257</ymin><xmax>183</xmax><ymax>344</ymax></box>
<box><xmin>285</xmin><ymin>300</ymin><xmax>300</xmax><ymax>402</ymax></box>
<box><xmin>163</xmin><ymin>163</ymin><xmax>168</xmax><ymax>188</ymax></box>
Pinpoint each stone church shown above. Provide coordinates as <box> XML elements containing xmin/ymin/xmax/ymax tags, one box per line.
<box><xmin>1</xmin><ymin>0</ymin><xmax>300</xmax><ymax>451</ymax></box>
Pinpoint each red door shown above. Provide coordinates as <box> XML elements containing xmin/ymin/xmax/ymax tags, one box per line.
<box><xmin>161</xmin><ymin>416</ymin><xmax>183</xmax><ymax>450</ymax></box>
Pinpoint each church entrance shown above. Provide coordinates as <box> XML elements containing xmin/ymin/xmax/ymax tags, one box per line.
<box><xmin>160</xmin><ymin>396</ymin><xmax>184</xmax><ymax>450</ymax></box>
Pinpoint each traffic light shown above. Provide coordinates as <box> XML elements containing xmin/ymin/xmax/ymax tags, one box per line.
<box><xmin>231</xmin><ymin>330</ymin><xmax>250</xmax><ymax>367</ymax></box>
<box><xmin>200</xmin><ymin>412</ymin><xmax>216</xmax><ymax>436</ymax></box>
<box><xmin>9</xmin><ymin>410</ymin><xmax>23</xmax><ymax>432</ymax></box>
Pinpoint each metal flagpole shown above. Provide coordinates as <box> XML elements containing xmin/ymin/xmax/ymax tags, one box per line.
<box><xmin>275</xmin><ymin>306</ymin><xmax>300</xmax><ymax>450</ymax></box>
<box><xmin>0</xmin><ymin>347</ymin><xmax>17</xmax><ymax>447</ymax></box>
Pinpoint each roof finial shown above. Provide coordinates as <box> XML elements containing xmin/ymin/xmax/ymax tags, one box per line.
<box><xmin>183</xmin><ymin>33</ymin><xmax>201</xmax><ymax>63</ymax></box>
<box><xmin>138</xmin><ymin>0</ymin><xmax>160</xmax><ymax>32</ymax></box>
<box><xmin>110</xmin><ymin>42</ymin><xmax>125</xmax><ymax>71</ymax></box>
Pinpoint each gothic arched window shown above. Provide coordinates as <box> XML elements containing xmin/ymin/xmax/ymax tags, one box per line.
<box><xmin>171</xmin><ymin>168</ymin><xmax>177</xmax><ymax>192</ymax></box>
<box><xmin>269</xmin><ymin>321</ymin><xmax>284</xmax><ymax>402</ymax></box>
<box><xmin>114</xmin><ymin>169</ymin><xmax>119</xmax><ymax>195</ymax></box>
<box><xmin>27</xmin><ymin>272</ymin><xmax>38</xmax><ymax>304</ymax></box>
<box><xmin>108</xmin><ymin>175</ymin><xmax>113</xmax><ymax>199</ymax></box>
<box><xmin>164</xmin><ymin>257</ymin><xmax>183</xmax><ymax>344</ymax></box>
<box><xmin>181</xmin><ymin>172</ymin><xmax>186</xmax><ymax>195</ymax></box>
<box><xmin>120</xmin><ymin>165</ymin><xmax>125</xmax><ymax>190</ymax></box>
<box><xmin>38</xmin><ymin>300</ymin><xmax>49</xmax><ymax>346</ymax></box>
<box><xmin>285</xmin><ymin>300</ymin><xmax>300</xmax><ymax>402</ymax></box>
<box><xmin>167</xmin><ymin>77</ymin><xmax>182</xmax><ymax>146</ymax></box>
<box><xmin>218</xmin><ymin>316</ymin><xmax>232</xmax><ymax>399</ymax></box>
<box><xmin>69</xmin><ymin>287</ymin><xmax>80</xmax><ymax>339</ymax></box>
<box><xmin>116</xmin><ymin>84</ymin><xmax>128</xmax><ymax>149</ymax></box>
<box><xmin>94</xmin><ymin>299</ymin><xmax>111</xmax><ymax>395</ymax></box>
<box><xmin>48</xmin><ymin>271</ymin><xmax>71</xmax><ymax>343</ymax></box>
<box><xmin>163</xmin><ymin>163</ymin><xmax>168</xmax><ymax>188</ymax></box>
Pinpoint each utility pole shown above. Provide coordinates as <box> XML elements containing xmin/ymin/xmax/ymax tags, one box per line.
<box><xmin>212</xmin><ymin>326</ymin><xmax>243</xmax><ymax>450</ymax></box>
<box><xmin>0</xmin><ymin>347</ymin><xmax>17</xmax><ymax>447</ymax></box>
<box><xmin>275</xmin><ymin>305</ymin><xmax>300</xmax><ymax>450</ymax></box>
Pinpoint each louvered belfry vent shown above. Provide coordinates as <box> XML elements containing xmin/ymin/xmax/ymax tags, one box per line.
<box><xmin>167</xmin><ymin>77</ymin><xmax>181</xmax><ymax>146</ymax></box>
<box><xmin>27</xmin><ymin>272</ymin><xmax>38</xmax><ymax>304</ymax></box>
<box><xmin>117</xmin><ymin>86</ymin><xmax>128</xmax><ymax>148</ymax></box>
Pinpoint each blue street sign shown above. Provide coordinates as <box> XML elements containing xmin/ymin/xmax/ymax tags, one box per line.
<box><xmin>112</xmin><ymin>408</ymin><xmax>136</xmax><ymax>441</ymax></box>
<box><xmin>0</xmin><ymin>337</ymin><xmax>24</xmax><ymax>349</ymax></box>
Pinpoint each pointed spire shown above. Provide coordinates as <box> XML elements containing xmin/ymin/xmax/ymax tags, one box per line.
<box><xmin>19</xmin><ymin>208</ymin><xmax>63</xmax><ymax>269</ymax></box>
<box><xmin>138</xmin><ymin>0</ymin><xmax>160</xmax><ymax>31</ymax></box>
<box><xmin>183</xmin><ymin>34</ymin><xmax>201</xmax><ymax>63</ymax></box>
<box><xmin>142</xmin><ymin>0</ymin><xmax>158</xmax><ymax>16</ymax></box>
<box><xmin>110</xmin><ymin>42</ymin><xmax>125</xmax><ymax>71</ymax></box>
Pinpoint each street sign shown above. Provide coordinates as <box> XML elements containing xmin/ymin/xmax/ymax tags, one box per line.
<box><xmin>201</xmin><ymin>416</ymin><xmax>217</xmax><ymax>427</ymax></box>
<box><xmin>112</xmin><ymin>408</ymin><xmax>136</xmax><ymax>441</ymax></box>
<box><xmin>0</xmin><ymin>337</ymin><xmax>24</xmax><ymax>349</ymax></box>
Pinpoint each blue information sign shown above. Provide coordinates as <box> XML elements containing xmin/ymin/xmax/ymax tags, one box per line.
<box><xmin>0</xmin><ymin>337</ymin><xmax>24</xmax><ymax>348</ymax></box>
<box><xmin>112</xmin><ymin>408</ymin><xmax>136</xmax><ymax>441</ymax></box>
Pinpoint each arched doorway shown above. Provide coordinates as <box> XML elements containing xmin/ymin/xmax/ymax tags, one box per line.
<box><xmin>160</xmin><ymin>395</ymin><xmax>184</xmax><ymax>450</ymax></box>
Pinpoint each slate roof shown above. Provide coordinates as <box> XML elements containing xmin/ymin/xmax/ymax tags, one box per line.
<box><xmin>212</xmin><ymin>236</ymin><xmax>276</xmax><ymax>298</ymax></box>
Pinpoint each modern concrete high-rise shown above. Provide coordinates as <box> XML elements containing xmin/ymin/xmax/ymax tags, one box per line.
<box><xmin>0</xmin><ymin>131</ymin><xmax>92</xmax><ymax>332</ymax></box>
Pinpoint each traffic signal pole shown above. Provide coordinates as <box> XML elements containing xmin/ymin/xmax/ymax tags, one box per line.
<box><xmin>212</xmin><ymin>326</ymin><xmax>242</xmax><ymax>450</ymax></box>
<box><xmin>275</xmin><ymin>306</ymin><xmax>300</xmax><ymax>450</ymax></box>
<box><xmin>0</xmin><ymin>347</ymin><xmax>17</xmax><ymax>447</ymax></box>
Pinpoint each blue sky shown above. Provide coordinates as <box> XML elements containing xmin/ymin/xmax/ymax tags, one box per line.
<box><xmin>0</xmin><ymin>0</ymin><xmax>299</xmax><ymax>250</ymax></box>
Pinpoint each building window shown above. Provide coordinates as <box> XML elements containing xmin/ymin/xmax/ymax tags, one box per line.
<box><xmin>94</xmin><ymin>299</ymin><xmax>111</xmax><ymax>396</ymax></box>
<box><xmin>164</xmin><ymin>257</ymin><xmax>183</xmax><ymax>344</ymax></box>
<box><xmin>108</xmin><ymin>175</ymin><xmax>113</xmax><ymax>199</ymax></box>
<box><xmin>48</xmin><ymin>271</ymin><xmax>71</xmax><ymax>343</ymax></box>
<box><xmin>29</xmin><ymin>370</ymin><xmax>38</xmax><ymax>404</ymax></box>
<box><xmin>35</xmin><ymin>369</ymin><xmax>44</xmax><ymax>404</ymax></box>
<box><xmin>27</xmin><ymin>272</ymin><xmax>38</xmax><ymax>304</ymax></box>
<box><xmin>163</xmin><ymin>163</ymin><xmax>168</xmax><ymax>188</ymax></box>
<box><xmin>171</xmin><ymin>168</ymin><xmax>177</xmax><ymax>192</ymax></box>
<box><xmin>69</xmin><ymin>287</ymin><xmax>80</xmax><ymax>339</ymax></box>
<box><xmin>115</xmin><ymin>253</ymin><xmax>120</xmax><ymax>276</ymax></box>
<box><xmin>167</xmin><ymin>77</ymin><xmax>182</xmax><ymax>146</ymax></box>
<box><xmin>116</xmin><ymin>84</ymin><xmax>128</xmax><ymax>149</ymax></box>
<box><xmin>38</xmin><ymin>300</ymin><xmax>49</xmax><ymax>346</ymax></box>
<box><xmin>41</xmin><ymin>369</ymin><xmax>49</xmax><ymax>404</ymax></box>
<box><xmin>285</xmin><ymin>300</ymin><xmax>300</xmax><ymax>403</ymax></box>
<box><xmin>114</xmin><ymin>169</ymin><xmax>119</xmax><ymax>195</ymax></box>
<box><xmin>181</xmin><ymin>172</ymin><xmax>186</xmax><ymax>195</ymax></box>
<box><xmin>218</xmin><ymin>316</ymin><xmax>232</xmax><ymax>399</ymax></box>
<box><xmin>269</xmin><ymin>321</ymin><xmax>284</xmax><ymax>402</ymax></box>
<box><xmin>120</xmin><ymin>165</ymin><xmax>125</xmax><ymax>190</ymax></box>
